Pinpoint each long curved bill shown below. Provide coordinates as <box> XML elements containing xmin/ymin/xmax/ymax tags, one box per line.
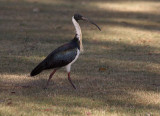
<box><xmin>82</xmin><ymin>17</ymin><xmax>101</xmax><ymax>31</ymax></box>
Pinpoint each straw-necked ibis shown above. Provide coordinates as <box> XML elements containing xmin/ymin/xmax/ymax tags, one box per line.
<box><xmin>30</xmin><ymin>14</ymin><xmax>101</xmax><ymax>89</ymax></box>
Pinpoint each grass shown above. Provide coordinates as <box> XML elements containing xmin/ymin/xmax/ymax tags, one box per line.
<box><xmin>0</xmin><ymin>0</ymin><xmax>160</xmax><ymax>115</ymax></box>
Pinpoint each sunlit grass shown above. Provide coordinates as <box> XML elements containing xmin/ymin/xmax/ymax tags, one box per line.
<box><xmin>92</xmin><ymin>1</ymin><xmax>160</xmax><ymax>14</ymax></box>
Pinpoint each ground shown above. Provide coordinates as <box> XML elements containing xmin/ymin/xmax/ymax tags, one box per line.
<box><xmin>0</xmin><ymin>0</ymin><xmax>160</xmax><ymax>116</ymax></box>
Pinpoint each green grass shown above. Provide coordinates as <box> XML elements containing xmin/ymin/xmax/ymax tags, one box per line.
<box><xmin>0</xmin><ymin>0</ymin><xmax>160</xmax><ymax>115</ymax></box>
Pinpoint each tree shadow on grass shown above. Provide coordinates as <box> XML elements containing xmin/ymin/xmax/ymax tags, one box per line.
<box><xmin>0</xmin><ymin>39</ymin><xmax>159</xmax><ymax>74</ymax></box>
<box><xmin>1</xmin><ymin>40</ymin><xmax>160</xmax><ymax>114</ymax></box>
<box><xmin>0</xmin><ymin>0</ymin><xmax>160</xmax><ymax>32</ymax></box>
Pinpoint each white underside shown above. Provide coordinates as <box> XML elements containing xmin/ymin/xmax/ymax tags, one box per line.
<box><xmin>66</xmin><ymin>49</ymin><xmax>80</xmax><ymax>72</ymax></box>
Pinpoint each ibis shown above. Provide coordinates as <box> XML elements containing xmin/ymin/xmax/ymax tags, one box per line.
<box><xmin>30</xmin><ymin>14</ymin><xmax>101</xmax><ymax>89</ymax></box>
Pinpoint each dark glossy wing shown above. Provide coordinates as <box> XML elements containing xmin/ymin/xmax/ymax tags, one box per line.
<box><xmin>30</xmin><ymin>36</ymin><xmax>80</xmax><ymax>76</ymax></box>
<box><xmin>43</xmin><ymin>42</ymin><xmax>78</xmax><ymax>69</ymax></box>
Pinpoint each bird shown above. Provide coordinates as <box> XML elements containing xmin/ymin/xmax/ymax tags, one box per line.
<box><xmin>30</xmin><ymin>14</ymin><xmax>101</xmax><ymax>89</ymax></box>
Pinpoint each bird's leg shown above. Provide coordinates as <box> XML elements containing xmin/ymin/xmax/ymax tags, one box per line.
<box><xmin>44</xmin><ymin>70</ymin><xmax>56</xmax><ymax>89</ymax></box>
<box><xmin>68</xmin><ymin>72</ymin><xmax>76</xmax><ymax>89</ymax></box>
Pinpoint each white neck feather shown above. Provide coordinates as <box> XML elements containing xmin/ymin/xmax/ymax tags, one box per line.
<box><xmin>72</xmin><ymin>16</ymin><xmax>82</xmax><ymax>39</ymax></box>
<box><xmin>72</xmin><ymin>16</ymin><xmax>83</xmax><ymax>52</ymax></box>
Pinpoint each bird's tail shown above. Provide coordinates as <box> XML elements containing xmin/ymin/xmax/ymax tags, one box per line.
<box><xmin>30</xmin><ymin>61</ymin><xmax>46</xmax><ymax>76</ymax></box>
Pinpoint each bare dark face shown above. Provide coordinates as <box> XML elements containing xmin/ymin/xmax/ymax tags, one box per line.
<box><xmin>74</xmin><ymin>14</ymin><xmax>101</xmax><ymax>31</ymax></box>
<box><xmin>74</xmin><ymin>14</ymin><xmax>83</xmax><ymax>21</ymax></box>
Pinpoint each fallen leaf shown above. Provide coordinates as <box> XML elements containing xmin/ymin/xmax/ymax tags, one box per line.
<box><xmin>7</xmin><ymin>101</ymin><xmax>12</xmax><ymax>105</ymax></box>
<box><xmin>148</xmin><ymin>53</ymin><xmax>152</xmax><ymax>55</ymax></box>
<box><xmin>99</xmin><ymin>67</ymin><xmax>107</xmax><ymax>71</ymax></box>
<box><xmin>44</xmin><ymin>109</ymin><xmax>52</xmax><ymax>112</ymax></box>
<box><xmin>11</xmin><ymin>91</ymin><xmax>16</xmax><ymax>94</ymax></box>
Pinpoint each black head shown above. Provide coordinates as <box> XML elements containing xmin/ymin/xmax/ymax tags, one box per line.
<box><xmin>73</xmin><ymin>13</ymin><xmax>101</xmax><ymax>31</ymax></box>
<box><xmin>74</xmin><ymin>14</ymin><xmax>83</xmax><ymax>21</ymax></box>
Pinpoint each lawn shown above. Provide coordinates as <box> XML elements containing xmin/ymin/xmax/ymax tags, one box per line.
<box><xmin>0</xmin><ymin>0</ymin><xmax>160</xmax><ymax>115</ymax></box>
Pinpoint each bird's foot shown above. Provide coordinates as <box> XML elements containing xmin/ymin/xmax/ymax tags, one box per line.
<box><xmin>72</xmin><ymin>84</ymin><xmax>76</xmax><ymax>89</ymax></box>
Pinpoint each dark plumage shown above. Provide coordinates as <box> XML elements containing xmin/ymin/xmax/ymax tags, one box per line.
<box><xmin>30</xmin><ymin>36</ymin><xmax>80</xmax><ymax>76</ymax></box>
